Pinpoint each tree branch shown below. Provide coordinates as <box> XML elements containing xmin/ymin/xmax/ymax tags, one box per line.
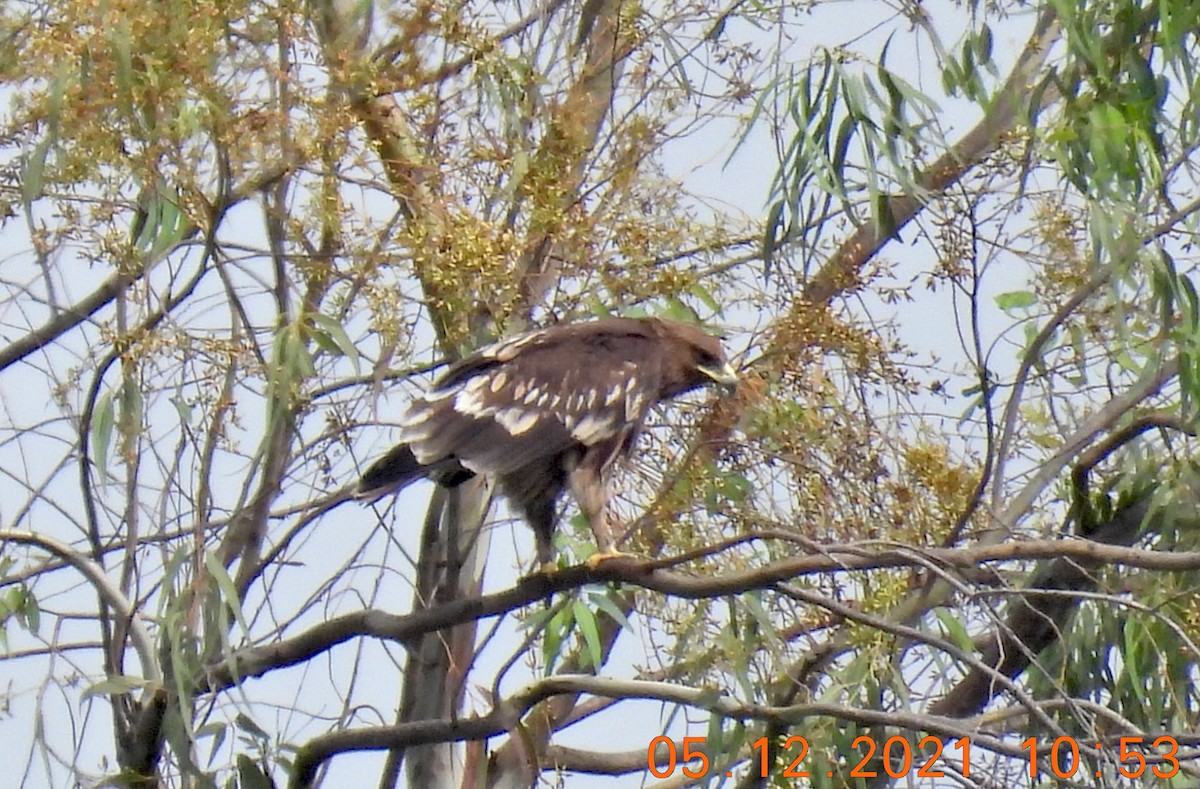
<box><xmin>289</xmin><ymin>674</ymin><xmax>1033</xmax><ymax>789</ymax></box>
<box><xmin>798</xmin><ymin>6</ymin><xmax>1061</xmax><ymax>307</ymax></box>
<box><xmin>0</xmin><ymin>162</ymin><xmax>292</xmax><ymax>374</ymax></box>
<box><xmin>200</xmin><ymin>534</ymin><xmax>1200</xmax><ymax>693</ymax></box>
<box><xmin>0</xmin><ymin>529</ymin><xmax>159</xmax><ymax>683</ymax></box>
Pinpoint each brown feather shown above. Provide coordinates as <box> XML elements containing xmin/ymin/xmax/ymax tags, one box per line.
<box><xmin>356</xmin><ymin>316</ymin><xmax>736</xmax><ymax>566</ymax></box>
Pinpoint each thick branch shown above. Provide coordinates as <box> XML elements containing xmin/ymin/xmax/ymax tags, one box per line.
<box><xmin>799</xmin><ymin>6</ymin><xmax>1060</xmax><ymax>306</ymax></box>
<box><xmin>201</xmin><ymin>535</ymin><xmax>1200</xmax><ymax>692</ymax></box>
<box><xmin>289</xmin><ymin>675</ymin><xmax>1028</xmax><ymax>789</ymax></box>
<box><xmin>929</xmin><ymin>489</ymin><xmax>1158</xmax><ymax>717</ymax></box>
<box><xmin>544</xmin><ymin>742</ymin><xmax>682</xmax><ymax>775</ymax></box>
<box><xmin>0</xmin><ymin>268</ymin><xmax>143</xmax><ymax>373</ymax></box>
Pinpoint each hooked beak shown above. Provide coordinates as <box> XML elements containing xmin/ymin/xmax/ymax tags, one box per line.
<box><xmin>700</xmin><ymin>361</ymin><xmax>739</xmax><ymax>395</ymax></box>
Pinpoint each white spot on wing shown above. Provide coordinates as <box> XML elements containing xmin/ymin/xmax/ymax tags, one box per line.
<box><xmin>400</xmin><ymin>401</ymin><xmax>439</xmax><ymax>435</ymax></box>
<box><xmin>489</xmin><ymin>371</ymin><xmax>509</xmax><ymax>393</ymax></box>
<box><xmin>398</xmin><ymin>419</ymin><xmax>433</xmax><ymax>443</ymax></box>
<box><xmin>487</xmin><ymin>329</ymin><xmax>545</xmax><ymax>360</ymax></box>
<box><xmin>494</xmin><ymin>408</ymin><xmax>540</xmax><ymax>435</ymax></box>
<box><xmin>626</xmin><ymin>389</ymin><xmax>646</xmax><ymax>420</ymax></box>
<box><xmin>605</xmin><ymin>386</ymin><xmax>623</xmax><ymax>406</ymax></box>
<box><xmin>625</xmin><ymin>377</ymin><xmax>641</xmax><ymax>419</ymax></box>
<box><xmin>571</xmin><ymin>414</ymin><xmax>614</xmax><ymax>443</ymax></box>
<box><xmin>454</xmin><ymin>387</ymin><xmax>487</xmax><ymax>415</ymax></box>
<box><xmin>453</xmin><ymin>377</ymin><xmax>491</xmax><ymax>415</ymax></box>
<box><xmin>424</xmin><ymin>384</ymin><xmax>461</xmax><ymax>402</ymax></box>
<box><xmin>410</xmin><ymin>444</ymin><xmax>444</xmax><ymax>464</ymax></box>
<box><xmin>401</xmin><ymin>405</ymin><xmax>430</xmax><ymax>425</ymax></box>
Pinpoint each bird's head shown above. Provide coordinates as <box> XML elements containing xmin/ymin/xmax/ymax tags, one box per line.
<box><xmin>697</xmin><ymin>349</ymin><xmax>740</xmax><ymax>395</ymax></box>
<box><xmin>653</xmin><ymin>318</ymin><xmax>739</xmax><ymax>397</ymax></box>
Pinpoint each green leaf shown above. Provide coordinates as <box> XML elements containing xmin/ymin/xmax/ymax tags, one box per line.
<box><xmin>21</xmin><ymin>137</ymin><xmax>52</xmax><ymax>207</ymax></box>
<box><xmin>1179</xmin><ymin>273</ymin><xmax>1200</xmax><ymax>332</ymax></box>
<box><xmin>133</xmin><ymin>187</ymin><xmax>189</xmax><ymax>259</ymax></box>
<box><xmin>688</xmin><ymin>281</ymin><xmax>722</xmax><ymax>315</ymax></box>
<box><xmin>692</xmin><ymin>686</ymin><xmax>724</xmax><ymax>709</ymax></box>
<box><xmin>197</xmin><ymin>721</ymin><xmax>228</xmax><ymax>768</ymax></box>
<box><xmin>148</xmin><ymin>194</ymin><xmax>186</xmax><ymax>258</ymax></box>
<box><xmin>542</xmin><ymin>603</ymin><xmax>572</xmax><ymax>674</ymax></box>
<box><xmin>81</xmin><ymin>675</ymin><xmax>151</xmax><ymax>699</ymax></box>
<box><xmin>975</xmin><ymin>24</ymin><xmax>993</xmax><ymax>64</ymax></box>
<box><xmin>309</xmin><ymin>312</ymin><xmax>361</xmax><ymax>375</ymax></box>
<box><xmin>587</xmin><ymin>590</ymin><xmax>632</xmax><ymax>632</ymax></box>
<box><xmin>17</xmin><ymin>587</ymin><xmax>39</xmax><ymax>633</ymax></box>
<box><xmin>171</xmin><ymin>396</ymin><xmax>193</xmax><ymax>427</ymax></box>
<box><xmin>267</xmin><ymin>321</ymin><xmax>314</xmax><ymax>419</ymax></box>
<box><xmin>934</xmin><ymin>609</ymin><xmax>973</xmax><ymax>652</ymax></box>
<box><xmin>572</xmin><ymin>600</ymin><xmax>604</xmax><ymax>669</ymax></box>
<box><xmin>521</xmin><ymin>603</ymin><xmax>559</xmax><ymax>634</ymax></box>
<box><xmin>1121</xmin><ymin>619</ymin><xmax>1147</xmax><ymax>707</ymax></box>
<box><xmin>235</xmin><ymin>713</ymin><xmax>270</xmax><ymax>742</ymax></box>
<box><xmin>995</xmin><ymin>290</ymin><xmax>1037</xmax><ymax>313</ymax></box>
<box><xmin>705</xmin><ymin>712</ymin><xmax>724</xmax><ymax>754</ymax></box>
<box><xmin>720</xmin><ymin>472</ymin><xmax>751</xmax><ymax>503</ymax></box>
<box><xmin>203</xmin><ymin>551</ymin><xmax>251</xmax><ymax>641</ymax></box>
<box><xmin>236</xmin><ymin>755</ymin><xmax>274</xmax><ymax>789</ymax></box>
<box><xmin>741</xmin><ymin>592</ymin><xmax>782</xmax><ymax>648</ymax></box>
<box><xmin>110</xmin><ymin>19</ymin><xmax>135</xmax><ymax>113</ymax></box>
<box><xmin>121</xmin><ymin>378</ymin><xmax>143</xmax><ymax>437</ymax></box>
<box><xmin>91</xmin><ymin>390</ymin><xmax>116</xmax><ymax>479</ymax></box>
<box><xmin>658</xmin><ymin>298</ymin><xmax>701</xmax><ymax>326</ymax></box>
<box><xmin>1068</xmin><ymin>324</ymin><xmax>1088</xmax><ymax>381</ymax></box>
<box><xmin>762</xmin><ymin>199</ymin><xmax>785</xmax><ymax>266</ymax></box>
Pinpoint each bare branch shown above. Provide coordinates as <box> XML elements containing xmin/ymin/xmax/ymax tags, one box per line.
<box><xmin>289</xmin><ymin>674</ymin><xmax>1038</xmax><ymax>789</ymax></box>
<box><xmin>0</xmin><ymin>529</ymin><xmax>159</xmax><ymax>684</ymax></box>
<box><xmin>200</xmin><ymin>533</ymin><xmax>1200</xmax><ymax>693</ymax></box>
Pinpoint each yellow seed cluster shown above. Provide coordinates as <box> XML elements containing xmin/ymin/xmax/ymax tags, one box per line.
<box><xmin>14</xmin><ymin>0</ymin><xmax>284</xmax><ymax>191</ymax></box>
<box><xmin>901</xmin><ymin>442</ymin><xmax>976</xmax><ymax>523</ymax></box>
<box><xmin>402</xmin><ymin>212</ymin><xmax>524</xmax><ymax>345</ymax></box>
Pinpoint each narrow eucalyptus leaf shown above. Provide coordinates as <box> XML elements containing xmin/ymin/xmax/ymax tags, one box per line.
<box><xmin>92</xmin><ymin>391</ymin><xmax>116</xmax><ymax>478</ymax></box>
<box><xmin>572</xmin><ymin>600</ymin><xmax>604</xmax><ymax>669</ymax></box>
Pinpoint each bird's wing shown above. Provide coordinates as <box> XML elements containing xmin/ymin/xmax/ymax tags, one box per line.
<box><xmin>400</xmin><ymin>330</ymin><xmax>666</xmax><ymax>475</ymax></box>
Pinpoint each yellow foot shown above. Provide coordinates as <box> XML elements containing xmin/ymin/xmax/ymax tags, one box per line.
<box><xmin>519</xmin><ymin>560</ymin><xmax>560</xmax><ymax>580</ymax></box>
<box><xmin>584</xmin><ymin>550</ymin><xmax>637</xmax><ymax>570</ymax></box>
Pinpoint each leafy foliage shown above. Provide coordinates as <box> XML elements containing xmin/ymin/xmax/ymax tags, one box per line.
<box><xmin>1</xmin><ymin>0</ymin><xmax>1200</xmax><ymax>788</ymax></box>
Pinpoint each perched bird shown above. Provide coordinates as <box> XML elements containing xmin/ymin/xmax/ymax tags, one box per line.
<box><xmin>355</xmin><ymin>316</ymin><xmax>738</xmax><ymax>568</ymax></box>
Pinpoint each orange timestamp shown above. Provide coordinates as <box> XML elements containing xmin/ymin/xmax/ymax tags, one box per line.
<box><xmin>1021</xmin><ymin>735</ymin><xmax>1180</xmax><ymax>780</ymax></box>
<box><xmin>648</xmin><ymin>735</ymin><xmax>971</xmax><ymax>781</ymax></box>
<box><xmin>646</xmin><ymin>734</ymin><xmax>1183</xmax><ymax>781</ymax></box>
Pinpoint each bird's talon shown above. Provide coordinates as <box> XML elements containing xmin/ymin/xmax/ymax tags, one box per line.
<box><xmin>519</xmin><ymin>561</ymin><xmax>560</xmax><ymax>580</ymax></box>
<box><xmin>585</xmin><ymin>550</ymin><xmax>636</xmax><ymax>570</ymax></box>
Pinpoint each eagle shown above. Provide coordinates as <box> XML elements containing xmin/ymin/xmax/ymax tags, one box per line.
<box><xmin>355</xmin><ymin>316</ymin><xmax>738</xmax><ymax>568</ymax></box>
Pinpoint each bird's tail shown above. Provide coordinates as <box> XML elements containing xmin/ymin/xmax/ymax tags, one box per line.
<box><xmin>355</xmin><ymin>444</ymin><xmax>475</xmax><ymax>502</ymax></box>
<box><xmin>355</xmin><ymin>444</ymin><xmax>428</xmax><ymax>501</ymax></box>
